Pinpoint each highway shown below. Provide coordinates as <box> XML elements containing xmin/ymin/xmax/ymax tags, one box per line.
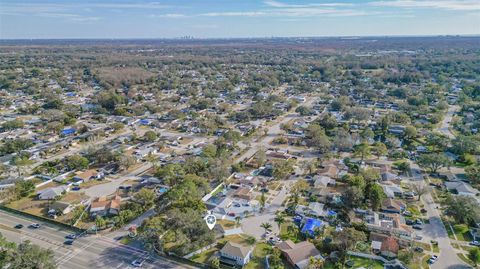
<box><xmin>0</xmin><ymin>210</ymin><xmax>192</xmax><ymax>269</ymax></box>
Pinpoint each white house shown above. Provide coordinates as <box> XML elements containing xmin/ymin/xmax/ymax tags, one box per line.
<box><xmin>219</xmin><ymin>242</ymin><xmax>253</xmax><ymax>267</ymax></box>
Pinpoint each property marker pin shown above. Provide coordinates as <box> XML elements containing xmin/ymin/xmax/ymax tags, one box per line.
<box><xmin>205</xmin><ymin>214</ymin><xmax>216</xmax><ymax>230</ymax></box>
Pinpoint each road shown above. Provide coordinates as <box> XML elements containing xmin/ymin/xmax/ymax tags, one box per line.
<box><xmin>0</xmin><ymin>210</ymin><xmax>193</xmax><ymax>269</ymax></box>
<box><xmin>438</xmin><ymin>105</ymin><xmax>459</xmax><ymax>139</ymax></box>
<box><xmin>418</xmin><ymin>104</ymin><xmax>469</xmax><ymax>268</ymax></box>
<box><xmin>420</xmin><ymin>192</ymin><xmax>470</xmax><ymax>269</ymax></box>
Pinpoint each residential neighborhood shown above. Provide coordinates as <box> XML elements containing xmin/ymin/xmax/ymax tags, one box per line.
<box><xmin>0</xmin><ymin>34</ymin><xmax>479</xmax><ymax>269</ymax></box>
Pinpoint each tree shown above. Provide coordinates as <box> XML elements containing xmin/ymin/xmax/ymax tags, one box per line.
<box><xmin>260</xmin><ymin>222</ymin><xmax>272</xmax><ymax>234</ymax></box>
<box><xmin>403</xmin><ymin>125</ymin><xmax>417</xmax><ymax>141</ymax></box>
<box><xmin>369</xmin><ymin>184</ymin><xmax>386</xmax><ymax>211</ymax></box>
<box><xmin>268</xmin><ymin>247</ymin><xmax>284</xmax><ymax>269</ymax></box>
<box><xmin>134</xmin><ymin>188</ymin><xmax>156</xmax><ymax>209</ymax></box>
<box><xmin>353</xmin><ymin>143</ymin><xmax>370</xmax><ymax>162</ymax></box>
<box><xmin>469</xmin><ymin>248</ymin><xmax>480</xmax><ymax>267</ymax></box>
<box><xmin>372</xmin><ymin>142</ymin><xmax>388</xmax><ymax>158</ymax></box>
<box><xmin>445</xmin><ymin>195</ymin><xmax>480</xmax><ymax>225</ymax></box>
<box><xmin>426</xmin><ymin>133</ymin><xmax>449</xmax><ymax>152</ymax></box>
<box><xmin>272</xmin><ymin>159</ymin><xmax>295</xmax><ymax>180</ymax></box>
<box><xmin>95</xmin><ymin>216</ymin><xmax>107</xmax><ymax>230</ymax></box>
<box><xmin>308</xmin><ymin>256</ymin><xmax>324</xmax><ymax>269</ymax></box>
<box><xmin>451</xmin><ymin>136</ymin><xmax>479</xmax><ymax>155</ymax></box>
<box><xmin>143</xmin><ymin>130</ymin><xmax>157</xmax><ymax>142</ymax></box>
<box><xmin>210</xmin><ymin>256</ymin><xmax>221</xmax><ymax>269</ymax></box>
<box><xmin>14</xmin><ymin>180</ymin><xmax>35</xmax><ymax>198</ymax></box>
<box><xmin>466</xmin><ymin>165</ymin><xmax>480</xmax><ymax>185</ymax></box>
<box><xmin>235</xmin><ymin>216</ymin><xmax>241</xmax><ymax>227</ymax></box>
<box><xmin>260</xmin><ymin>191</ymin><xmax>266</xmax><ymax>211</ymax></box>
<box><xmin>3</xmin><ymin>239</ymin><xmax>56</xmax><ymax>269</ymax></box>
<box><xmin>11</xmin><ymin>156</ymin><xmax>34</xmax><ymax>176</ymax></box>
<box><xmin>417</xmin><ymin>153</ymin><xmax>451</xmax><ymax>174</ymax></box>
<box><xmin>306</xmin><ymin>124</ymin><xmax>332</xmax><ymax>153</ymax></box>
<box><xmin>65</xmin><ymin>154</ymin><xmax>89</xmax><ymax>170</ymax></box>
<box><xmin>274</xmin><ymin>215</ymin><xmax>285</xmax><ymax>229</ymax></box>
<box><xmin>411</xmin><ymin>181</ymin><xmax>428</xmax><ymax>201</ymax></box>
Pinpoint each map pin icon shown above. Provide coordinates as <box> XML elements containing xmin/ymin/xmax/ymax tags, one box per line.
<box><xmin>205</xmin><ymin>214</ymin><xmax>216</xmax><ymax>230</ymax></box>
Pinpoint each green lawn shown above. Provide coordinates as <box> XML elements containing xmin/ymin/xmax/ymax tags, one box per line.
<box><xmin>347</xmin><ymin>256</ymin><xmax>384</xmax><ymax>269</ymax></box>
<box><xmin>453</xmin><ymin>224</ymin><xmax>473</xmax><ymax>242</ymax></box>
<box><xmin>191</xmin><ymin>247</ymin><xmax>218</xmax><ymax>264</ymax></box>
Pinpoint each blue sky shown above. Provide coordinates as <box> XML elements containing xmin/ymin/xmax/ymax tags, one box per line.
<box><xmin>0</xmin><ymin>0</ymin><xmax>479</xmax><ymax>39</ymax></box>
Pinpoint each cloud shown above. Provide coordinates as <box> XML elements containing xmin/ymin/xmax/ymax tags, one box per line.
<box><xmin>368</xmin><ymin>0</ymin><xmax>480</xmax><ymax>11</ymax></box>
<box><xmin>149</xmin><ymin>13</ymin><xmax>187</xmax><ymax>18</ymax></box>
<box><xmin>201</xmin><ymin>11</ymin><xmax>267</xmax><ymax>17</ymax></box>
<box><xmin>264</xmin><ymin>0</ymin><xmax>354</xmax><ymax>8</ymax></box>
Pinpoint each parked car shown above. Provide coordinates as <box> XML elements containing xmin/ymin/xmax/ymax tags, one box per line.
<box><xmin>412</xmin><ymin>225</ymin><xmax>423</xmax><ymax>230</ymax></box>
<box><xmin>414</xmin><ymin>247</ymin><xmax>424</xmax><ymax>253</ymax></box>
<box><xmin>470</xmin><ymin>241</ymin><xmax>480</xmax><ymax>246</ymax></box>
<box><xmin>406</xmin><ymin>219</ymin><xmax>414</xmax><ymax>225</ymax></box>
<box><xmin>131</xmin><ymin>259</ymin><xmax>145</xmax><ymax>267</ymax></box>
<box><xmin>227</xmin><ymin>212</ymin><xmax>236</xmax><ymax>217</ymax></box>
<box><xmin>14</xmin><ymin>224</ymin><xmax>23</xmax><ymax>229</ymax></box>
<box><xmin>64</xmin><ymin>240</ymin><xmax>74</xmax><ymax>245</ymax></box>
<box><xmin>29</xmin><ymin>223</ymin><xmax>41</xmax><ymax>229</ymax></box>
<box><xmin>428</xmin><ymin>255</ymin><xmax>438</xmax><ymax>264</ymax></box>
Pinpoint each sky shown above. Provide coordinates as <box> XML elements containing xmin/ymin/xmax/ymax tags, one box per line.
<box><xmin>0</xmin><ymin>0</ymin><xmax>479</xmax><ymax>39</ymax></box>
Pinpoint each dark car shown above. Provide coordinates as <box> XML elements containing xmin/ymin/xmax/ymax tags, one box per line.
<box><xmin>406</xmin><ymin>219</ymin><xmax>414</xmax><ymax>225</ymax></box>
<box><xmin>412</xmin><ymin>225</ymin><xmax>423</xmax><ymax>230</ymax></box>
<box><xmin>14</xmin><ymin>224</ymin><xmax>24</xmax><ymax>229</ymax></box>
<box><xmin>65</xmin><ymin>234</ymin><xmax>77</xmax><ymax>240</ymax></box>
<box><xmin>64</xmin><ymin>240</ymin><xmax>74</xmax><ymax>245</ymax></box>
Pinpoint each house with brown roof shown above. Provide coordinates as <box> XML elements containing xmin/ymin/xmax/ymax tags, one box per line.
<box><xmin>380</xmin><ymin>236</ymin><xmax>400</xmax><ymax>258</ymax></box>
<box><xmin>381</xmin><ymin>199</ymin><xmax>406</xmax><ymax>214</ymax></box>
<box><xmin>233</xmin><ymin>187</ymin><xmax>253</xmax><ymax>201</ymax></box>
<box><xmin>73</xmin><ymin>169</ymin><xmax>101</xmax><ymax>183</ymax></box>
<box><xmin>276</xmin><ymin>240</ymin><xmax>323</xmax><ymax>269</ymax></box>
<box><xmin>219</xmin><ymin>241</ymin><xmax>253</xmax><ymax>267</ymax></box>
<box><xmin>89</xmin><ymin>195</ymin><xmax>121</xmax><ymax>217</ymax></box>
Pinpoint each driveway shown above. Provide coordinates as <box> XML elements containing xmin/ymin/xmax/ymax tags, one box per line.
<box><xmin>421</xmin><ymin>190</ymin><xmax>469</xmax><ymax>269</ymax></box>
<box><xmin>84</xmin><ymin>163</ymin><xmax>152</xmax><ymax>198</ymax></box>
<box><xmin>241</xmin><ymin>179</ymin><xmax>294</xmax><ymax>239</ymax></box>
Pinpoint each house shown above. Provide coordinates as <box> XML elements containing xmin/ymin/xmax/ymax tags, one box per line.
<box><xmin>48</xmin><ymin>201</ymin><xmax>75</xmax><ymax>215</ymax></box>
<box><xmin>444</xmin><ymin>181</ymin><xmax>479</xmax><ymax>197</ymax></box>
<box><xmin>89</xmin><ymin>195</ymin><xmax>121</xmax><ymax>217</ymax></box>
<box><xmin>380</xmin><ymin>236</ymin><xmax>400</xmax><ymax>258</ymax></box>
<box><xmin>37</xmin><ymin>186</ymin><xmax>69</xmax><ymax>200</ymax></box>
<box><xmin>301</xmin><ymin>218</ymin><xmax>324</xmax><ymax>237</ymax></box>
<box><xmin>219</xmin><ymin>241</ymin><xmax>253</xmax><ymax>267</ymax></box>
<box><xmin>73</xmin><ymin>169</ymin><xmax>101</xmax><ymax>183</ymax></box>
<box><xmin>294</xmin><ymin>202</ymin><xmax>336</xmax><ymax>219</ymax></box>
<box><xmin>381</xmin><ymin>199</ymin><xmax>406</xmax><ymax>214</ymax></box>
<box><xmin>276</xmin><ymin>240</ymin><xmax>323</xmax><ymax>269</ymax></box>
<box><xmin>313</xmin><ymin>175</ymin><xmax>336</xmax><ymax>188</ymax></box>
<box><xmin>233</xmin><ymin>187</ymin><xmax>253</xmax><ymax>202</ymax></box>
<box><xmin>382</xmin><ymin>184</ymin><xmax>403</xmax><ymax>198</ymax></box>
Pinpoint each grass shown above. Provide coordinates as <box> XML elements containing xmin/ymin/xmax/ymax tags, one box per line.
<box><xmin>244</xmin><ymin>243</ymin><xmax>271</xmax><ymax>269</ymax></box>
<box><xmin>457</xmin><ymin>253</ymin><xmax>476</xmax><ymax>267</ymax></box>
<box><xmin>431</xmin><ymin>243</ymin><xmax>440</xmax><ymax>253</ymax></box>
<box><xmin>217</xmin><ymin>219</ymin><xmax>236</xmax><ymax>229</ymax></box>
<box><xmin>191</xmin><ymin>247</ymin><xmax>218</xmax><ymax>264</ymax></box>
<box><xmin>79</xmin><ymin>179</ymin><xmax>109</xmax><ymax>188</ymax></box>
<box><xmin>346</xmin><ymin>256</ymin><xmax>384</xmax><ymax>269</ymax></box>
<box><xmin>453</xmin><ymin>224</ymin><xmax>473</xmax><ymax>242</ymax></box>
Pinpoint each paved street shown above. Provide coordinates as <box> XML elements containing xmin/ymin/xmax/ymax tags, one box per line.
<box><xmin>438</xmin><ymin>105</ymin><xmax>459</xmax><ymax>139</ymax></box>
<box><xmin>0</xmin><ymin>210</ymin><xmax>193</xmax><ymax>269</ymax></box>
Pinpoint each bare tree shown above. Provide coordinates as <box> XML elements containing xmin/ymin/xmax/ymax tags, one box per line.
<box><xmin>412</xmin><ymin>181</ymin><xmax>428</xmax><ymax>201</ymax></box>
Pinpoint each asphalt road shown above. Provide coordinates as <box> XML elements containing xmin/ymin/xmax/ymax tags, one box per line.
<box><xmin>0</xmin><ymin>210</ymin><xmax>192</xmax><ymax>269</ymax></box>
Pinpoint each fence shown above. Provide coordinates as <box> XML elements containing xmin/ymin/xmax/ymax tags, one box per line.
<box><xmin>0</xmin><ymin>205</ymin><xmax>86</xmax><ymax>233</ymax></box>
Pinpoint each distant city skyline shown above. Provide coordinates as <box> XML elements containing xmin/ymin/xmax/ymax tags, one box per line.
<box><xmin>1</xmin><ymin>0</ymin><xmax>479</xmax><ymax>39</ymax></box>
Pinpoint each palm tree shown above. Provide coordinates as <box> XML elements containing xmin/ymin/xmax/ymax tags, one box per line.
<box><xmin>235</xmin><ymin>216</ymin><xmax>241</xmax><ymax>227</ymax></box>
<box><xmin>260</xmin><ymin>222</ymin><xmax>272</xmax><ymax>234</ymax></box>
<box><xmin>274</xmin><ymin>215</ymin><xmax>285</xmax><ymax>230</ymax></box>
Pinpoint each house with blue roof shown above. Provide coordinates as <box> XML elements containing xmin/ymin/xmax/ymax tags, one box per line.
<box><xmin>61</xmin><ymin>128</ymin><xmax>76</xmax><ymax>136</ymax></box>
<box><xmin>301</xmin><ymin>217</ymin><xmax>324</xmax><ymax>237</ymax></box>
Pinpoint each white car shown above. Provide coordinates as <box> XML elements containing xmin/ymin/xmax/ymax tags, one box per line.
<box><xmin>470</xmin><ymin>241</ymin><xmax>480</xmax><ymax>246</ymax></box>
<box><xmin>29</xmin><ymin>223</ymin><xmax>41</xmax><ymax>229</ymax></box>
<box><xmin>428</xmin><ymin>255</ymin><xmax>438</xmax><ymax>264</ymax></box>
<box><xmin>131</xmin><ymin>259</ymin><xmax>145</xmax><ymax>267</ymax></box>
